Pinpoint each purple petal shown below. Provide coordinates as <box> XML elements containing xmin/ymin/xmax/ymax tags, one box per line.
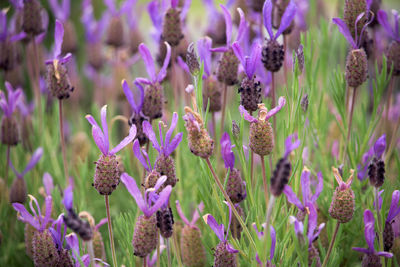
<box><xmin>136</xmin><ymin>77</ymin><xmax>152</xmax><ymax>85</ymax></box>
<box><xmin>139</xmin><ymin>43</ymin><xmax>156</xmax><ymax>82</ymax></box>
<box><xmin>301</xmin><ymin>169</ymin><xmax>311</xmax><ymax>204</ymax></box>
<box><xmin>122</xmin><ymin>80</ymin><xmax>138</xmax><ymax>113</ymax></box>
<box><xmin>165</xmin><ymin>112</ymin><xmax>178</xmax><ymax>149</ymax></box>
<box><xmin>177</xmin><ymin>56</ymin><xmax>190</xmax><ymax>74</ymax></box>
<box><xmin>42</xmin><ymin>196</ymin><xmax>53</xmax><ymax>230</ymax></box>
<box><xmin>22</xmin><ymin>148</ymin><xmax>43</xmax><ymax>176</ymax></box>
<box><xmin>210</xmin><ymin>46</ymin><xmax>229</xmax><ymax>52</ymax></box>
<box><xmin>262</xmin><ymin>0</ymin><xmax>274</xmax><ymax>39</ymax></box>
<box><xmin>100</xmin><ymin>105</ymin><xmax>110</xmax><ymax>154</ymax></box>
<box><xmin>289</xmin><ymin>216</ymin><xmax>304</xmax><ymax>237</ymax></box>
<box><xmin>373</xmin><ymin>189</ymin><xmax>384</xmax><ymax>211</ymax></box>
<box><xmin>109</xmin><ymin>125</ymin><xmax>137</xmax><ymax>155</ymax></box>
<box><xmin>265</xmin><ymin>96</ymin><xmax>286</xmax><ymax>120</ymax></box>
<box><xmin>270</xmin><ymin>225</ymin><xmax>276</xmax><ymax>261</ymax></box>
<box><xmin>220</xmin><ymin>5</ymin><xmax>232</xmax><ymax>45</ymax></box>
<box><xmin>95</xmin><ymin>218</ymin><xmax>108</xmax><ymax>231</ymax></box>
<box><xmin>377</xmin><ymin>10</ymin><xmax>398</xmax><ymax>41</ymax></box>
<box><xmin>53</xmin><ymin>20</ymin><xmax>64</xmax><ymax>59</ymax></box>
<box><xmin>225</xmin><ymin>243</ymin><xmax>239</xmax><ymax>254</ymax></box>
<box><xmin>387</xmin><ymin>190</ymin><xmax>400</xmax><ymax>222</ymax></box>
<box><xmin>246</xmin><ymin>43</ymin><xmax>261</xmax><ymax>78</ymax></box>
<box><xmin>223</xmin><ymin>201</ymin><xmax>233</xmax><ymax>241</ymax></box>
<box><xmin>203</xmin><ymin>214</ymin><xmax>225</xmax><ymax>241</ymax></box>
<box><xmin>190</xmin><ymin>202</ymin><xmax>204</xmax><ymax>226</ymax></box>
<box><xmin>176</xmin><ymin>200</ymin><xmax>190</xmax><ymax>226</ymax></box>
<box><xmin>239</xmin><ymin>105</ymin><xmax>258</xmax><ymax>122</ymax></box>
<box><xmin>132</xmin><ymin>139</ymin><xmax>151</xmax><ymax>172</ymax></box>
<box><xmin>236</xmin><ymin>7</ymin><xmax>247</xmax><ymax>43</ymax></box>
<box><xmin>197</xmin><ymin>37</ymin><xmax>212</xmax><ymax>76</ymax></box>
<box><xmin>284</xmin><ymin>133</ymin><xmax>300</xmax><ymax>158</ymax></box>
<box><xmin>43</xmin><ymin>172</ymin><xmax>54</xmax><ymax>196</ymax></box>
<box><xmin>307</xmin><ymin>205</ymin><xmax>318</xmax><ymax>245</ymax></box>
<box><xmin>157</xmin><ymin>42</ymin><xmax>171</xmax><ymax>82</ymax></box>
<box><xmin>275</xmin><ymin>0</ymin><xmax>296</xmax><ymax>39</ymax></box>
<box><xmin>121</xmin><ymin>173</ymin><xmax>147</xmax><ymax>214</ymax></box>
<box><xmin>376</xmin><ymin>251</ymin><xmax>393</xmax><ymax>258</ymax></box>
<box><xmin>63</xmin><ymin>185</ymin><xmax>73</xmax><ymax>211</ymax></box>
<box><xmin>9</xmin><ymin>31</ymin><xmax>27</xmax><ymax>42</ymax></box>
<box><xmin>104</xmin><ymin>0</ymin><xmax>117</xmax><ymax>15</ymax></box>
<box><xmin>310</xmin><ymin>172</ymin><xmax>323</xmax><ymax>203</ymax></box>
<box><xmin>220</xmin><ymin>132</ymin><xmax>235</xmax><ymax>169</ymax></box>
<box><xmin>232</xmin><ymin>42</ymin><xmax>245</xmax><ymax>71</ymax></box>
<box><xmin>283</xmin><ymin>185</ymin><xmax>304</xmax><ymax>210</ymax></box>
<box><xmin>373</xmin><ymin>134</ymin><xmax>386</xmax><ymax>158</ymax></box>
<box><xmin>180</xmin><ymin>0</ymin><xmax>191</xmax><ymax>21</ymax></box>
<box><xmin>134</xmin><ymin>81</ymin><xmax>145</xmax><ymax>112</ymax></box>
<box><xmin>0</xmin><ymin>10</ymin><xmax>7</xmax><ymax>41</ymax></box>
<box><xmin>364</xmin><ymin>210</ymin><xmax>375</xmax><ymax>253</ymax></box>
<box><xmin>165</xmin><ymin>133</ymin><xmax>182</xmax><ymax>157</ymax></box>
<box><xmin>89</xmin><ymin>122</ymin><xmax>107</xmax><ymax>155</ymax></box>
<box><xmin>252</xmin><ymin>222</ymin><xmax>266</xmax><ymax>239</ymax></box>
<box><xmin>143</xmin><ymin>121</ymin><xmax>161</xmax><ymax>153</ymax></box>
<box><xmin>66</xmin><ymin>233</ymin><xmax>80</xmax><ymax>260</ymax></box>
<box><xmin>332</xmin><ymin>18</ymin><xmax>356</xmax><ymax>49</ymax></box>
<box><xmin>12</xmin><ymin>203</ymin><xmax>40</xmax><ymax>230</ymax></box>
<box><xmin>148</xmin><ymin>185</ymin><xmax>172</xmax><ymax>217</ymax></box>
<box><xmin>171</xmin><ymin>0</ymin><xmax>178</xmax><ymax>8</ymax></box>
<box><xmin>153</xmin><ymin>175</ymin><xmax>167</xmax><ymax>191</ymax></box>
<box><xmin>352</xmin><ymin>247</ymin><xmax>370</xmax><ymax>254</ymax></box>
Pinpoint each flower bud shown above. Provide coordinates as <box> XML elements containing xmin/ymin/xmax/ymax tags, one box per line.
<box><xmin>87</xmin><ymin>43</ymin><xmax>104</xmax><ymax>70</ymax></box>
<box><xmin>106</xmin><ymin>17</ymin><xmax>125</xmax><ymax>48</ymax></box>
<box><xmin>249</xmin><ymin>120</ymin><xmax>274</xmax><ymax>156</ymax></box>
<box><xmin>203</xmin><ymin>76</ymin><xmax>222</xmax><ymax>112</ymax></box>
<box><xmin>217</xmin><ymin>49</ymin><xmax>239</xmax><ymax>86</ymax></box>
<box><xmin>32</xmin><ymin>229</ymin><xmax>59</xmax><ymax>267</ymax></box>
<box><xmin>156</xmin><ymin>207</ymin><xmax>174</xmax><ymax>239</ymax></box>
<box><xmin>387</xmin><ymin>41</ymin><xmax>400</xmax><ymax>76</ymax></box>
<box><xmin>9</xmin><ymin>177</ymin><xmax>27</xmax><ymax>204</ymax></box>
<box><xmin>270</xmin><ymin>157</ymin><xmax>291</xmax><ymax>197</ymax></box>
<box><xmin>238</xmin><ymin>76</ymin><xmax>262</xmax><ymax>113</ymax></box>
<box><xmin>162</xmin><ymin>8</ymin><xmax>184</xmax><ymax>47</ymax></box>
<box><xmin>301</xmin><ymin>94</ymin><xmax>309</xmax><ymax>112</ymax></box>
<box><xmin>329</xmin><ymin>186</ymin><xmax>355</xmax><ymax>223</ymax></box>
<box><xmin>93</xmin><ymin>154</ymin><xmax>121</xmax><ymax>195</ymax></box>
<box><xmin>1</xmin><ymin>116</ymin><xmax>20</xmax><ymax>146</ymax></box>
<box><xmin>232</xmin><ymin>120</ymin><xmax>240</xmax><ymax>140</ymax></box>
<box><xmin>181</xmin><ymin>225</ymin><xmax>207</xmax><ymax>267</ymax></box>
<box><xmin>64</xmin><ymin>209</ymin><xmax>93</xmax><ymax>241</ymax></box>
<box><xmin>46</xmin><ymin>62</ymin><xmax>74</xmax><ymax>100</ymax></box>
<box><xmin>213</xmin><ymin>242</ymin><xmax>237</xmax><ymax>267</ymax></box>
<box><xmin>93</xmin><ymin>230</ymin><xmax>106</xmax><ymax>260</ymax></box>
<box><xmin>345</xmin><ymin>49</ymin><xmax>368</xmax><ymax>88</ymax></box>
<box><xmin>132</xmin><ymin>214</ymin><xmax>158</xmax><ymax>257</ymax></box>
<box><xmin>262</xmin><ymin>39</ymin><xmax>284</xmax><ymax>73</ymax></box>
<box><xmin>129</xmin><ymin>28</ymin><xmax>143</xmax><ymax>55</ymax></box>
<box><xmin>142</xmin><ymin>83</ymin><xmax>164</xmax><ymax>120</ymax></box>
<box><xmin>226</xmin><ymin>169</ymin><xmax>246</xmax><ymax>204</ymax></box>
<box><xmin>368</xmin><ymin>157</ymin><xmax>385</xmax><ymax>188</ymax></box>
<box><xmin>155</xmin><ymin>154</ymin><xmax>178</xmax><ymax>187</ymax></box>
<box><xmin>0</xmin><ymin>40</ymin><xmax>19</xmax><ymax>71</ymax></box>
<box><xmin>22</xmin><ymin>0</ymin><xmax>44</xmax><ymax>37</ymax></box>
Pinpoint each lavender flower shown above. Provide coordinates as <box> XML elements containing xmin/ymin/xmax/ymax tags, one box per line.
<box><xmin>203</xmin><ymin>201</ymin><xmax>238</xmax><ymax>266</ymax></box>
<box><xmin>9</xmin><ymin>147</ymin><xmax>43</xmax><ymax>203</ymax></box>
<box><xmin>383</xmin><ymin>190</ymin><xmax>400</xmax><ymax>251</ymax></box>
<box><xmin>283</xmin><ymin>167</ymin><xmax>323</xmax><ymax>221</ymax></box>
<box><xmin>329</xmin><ymin>167</ymin><xmax>355</xmax><ymax>223</ymax></box>
<box><xmin>203</xmin><ymin>0</ymin><xmax>235</xmax><ymax>46</ymax></box>
<box><xmin>239</xmin><ymin>97</ymin><xmax>286</xmax><ymax>156</ymax></box>
<box><xmin>357</xmin><ymin>134</ymin><xmax>386</xmax><ymax>181</ymax></box>
<box><xmin>352</xmin><ymin>210</ymin><xmax>393</xmax><ymax>264</ymax></box>
<box><xmin>143</xmin><ymin>112</ymin><xmax>183</xmax><ymax>187</ymax></box>
<box><xmin>0</xmin><ymin>82</ymin><xmax>21</xmax><ymax>145</ymax></box>
<box><xmin>49</xmin><ymin>214</ymin><xmax>76</xmax><ymax>266</ymax></box>
<box><xmin>103</xmin><ymin>0</ymin><xmax>132</xmax><ymax>48</ymax></box>
<box><xmin>0</xmin><ymin>81</ymin><xmax>22</xmax><ymax>118</ymax></box>
<box><xmin>86</xmin><ymin>105</ymin><xmax>137</xmax><ymax>195</ymax></box>
<box><xmin>252</xmin><ymin>223</ymin><xmax>276</xmax><ymax>266</ymax></box>
<box><xmin>221</xmin><ymin>132</ymin><xmax>247</xmax><ymax>203</ymax></box>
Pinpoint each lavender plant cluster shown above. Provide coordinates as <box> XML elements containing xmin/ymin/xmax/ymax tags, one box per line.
<box><xmin>0</xmin><ymin>0</ymin><xmax>399</xmax><ymax>266</ymax></box>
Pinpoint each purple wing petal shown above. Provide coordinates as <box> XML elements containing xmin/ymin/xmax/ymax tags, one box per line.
<box><xmin>132</xmin><ymin>139</ymin><xmax>151</xmax><ymax>172</ymax></box>
<box><xmin>265</xmin><ymin>96</ymin><xmax>286</xmax><ymax>120</ymax></box>
<box><xmin>43</xmin><ymin>172</ymin><xmax>54</xmax><ymax>196</ymax></box>
<box><xmin>190</xmin><ymin>202</ymin><xmax>205</xmax><ymax>226</ymax></box>
<box><xmin>289</xmin><ymin>216</ymin><xmax>303</xmax><ymax>237</ymax></box>
<box><xmin>100</xmin><ymin>105</ymin><xmax>110</xmax><ymax>154</ymax></box>
<box><xmin>307</xmin><ymin>205</ymin><xmax>317</xmax><ymax>245</ymax></box>
<box><xmin>236</xmin><ymin>7</ymin><xmax>247</xmax><ymax>43</ymax></box>
<box><xmin>376</xmin><ymin>251</ymin><xmax>393</xmax><ymax>258</ymax></box>
<box><xmin>275</xmin><ymin>0</ymin><xmax>296</xmax><ymax>39</ymax></box>
<box><xmin>220</xmin><ymin>4</ymin><xmax>232</xmax><ymax>45</ymax></box>
<box><xmin>283</xmin><ymin>185</ymin><xmax>304</xmax><ymax>210</ymax></box>
<box><xmin>165</xmin><ymin>112</ymin><xmax>178</xmax><ymax>148</ymax></box>
<box><xmin>239</xmin><ymin>105</ymin><xmax>258</xmax><ymax>122</ymax></box>
<box><xmin>66</xmin><ymin>233</ymin><xmax>80</xmax><ymax>260</ymax></box>
<box><xmin>134</xmin><ymin>81</ymin><xmax>145</xmax><ymax>112</ymax></box>
<box><xmin>148</xmin><ymin>185</ymin><xmax>172</xmax><ymax>217</ymax></box>
<box><xmin>95</xmin><ymin>218</ymin><xmax>108</xmax><ymax>231</ymax></box>
<box><xmin>176</xmin><ymin>200</ymin><xmax>190</xmax><ymax>226</ymax></box>
<box><xmin>165</xmin><ymin>133</ymin><xmax>182</xmax><ymax>157</ymax></box>
<box><xmin>210</xmin><ymin>46</ymin><xmax>229</xmax><ymax>52</ymax></box>
<box><xmin>12</xmin><ymin>203</ymin><xmax>40</xmax><ymax>230</ymax></box>
<box><xmin>22</xmin><ymin>147</ymin><xmax>43</xmax><ymax>176</ymax></box>
<box><xmin>104</xmin><ymin>0</ymin><xmax>117</xmax><ymax>15</ymax></box>
<box><xmin>363</xmin><ymin>210</ymin><xmax>375</xmax><ymax>253</ymax></box>
<box><xmin>301</xmin><ymin>169</ymin><xmax>311</xmax><ymax>204</ymax></box>
<box><xmin>180</xmin><ymin>0</ymin><xmax>191</xmax><ymax>21</ymax></box>
<box><xmin>310</xmin><ymin>172</ymin><xmax>323</xmax><ymax>203</ymax></box>
<box><xmin>246</xmin><ymin>43</ymin><xmax>261</xmax><ymax>78</ymax></box>
<box><xmin>262</xmin><ymin>0</ymin><xmax>274</xmax><ymax>39</ymax></box>
<box><xmin>121</xmin><ymin>173</ymin><xmax>147</xmax><ymax>214</ymax></box>
<box><xmin>226</xmin><ymin>243</ymin><xmax>239</xmax><ymax>254</ymax></box>
<box><xmin>157</xmin><ymin>42</ymin><xmax>171</xmax><ymax>82</ymax></box>
<box><xmin>220</xmin><ymin>132</ymin><xmax>235</xmax><ymax>169</ymax></box>
<box><xmin>252</xmin><ymin>223</ymin><xmax>265</xmax><ymax>239</ymax></box>
<box><xmin>270</xmin><ymin>225</ymin><xmax>276</xmax><ymax>261</ymax></box>
<box><xmin>0</xmin><ymin>10</ymin><xmax>7</xmax><ymax>41</ymax></box>
<box><xmin>9</xmin><ymin>31</ymin><xmax>27</xmax><ymax>42</ymax></box>
<box><xmin>352</xmin><ymin>247</ymin><xmax>370</xmax><ymax>254</ymax></box>
<box><xmin>53</xmin><ymin>20</ymin><xmax>64</xmax><ymax>59</ymax></box>
<box><xmin>197</xmin><ymin>37</ymin><xmax>212</xmax><ymax>77</ymax></box>
<box><xmin>377</xmin><ymin>10</ymin><xmax>397</xmax><ymax>41</ymax></box>
<box><xmin>42</xmin><ymin>196</ymin><xmax>53</xmax><ymax>230</ymax></box>
<box><xmin>373</xmin><ymin>134</ymin><xmax>386</xmax><ymax>158</ymax></box>
<box><xmin>171</xmin><ymin>0</ymin><xmax>178</xmax><ymax>8</ymax></box>
<box><xmin>203</xmin><ymin>214</ymin><xmax>225</xmax><ymax>241</ymax></box>
<box><xmin>387</xmin><ymin>190</ymin><xmax>400</xmax><ymax>222</ymax></box>
<box><xmin>177</xmin><ymin>56</ymin><xmax>190</xmax><ymax>74</ymax></box>
<box><xmin>63</xmin><ymin>185</ymin><xmax>73</xmax><ymax>211</ymax></box>
<box><xmin>232</xmin><ymin>42</ymin><xmax>245</xmax><ymax>70</ymax></box>
<box><xmin>284</xmin><ymin>133</ymin><xmax>300</xmax><ymax>158</ymax></box>
<box><xmin>373</xmin><ymin>189</ymin><xmax>384</xmax><ymax>211</ymax></box>
<box><xmin>136</xmin><ymin>77</ymin><xmax>153</xmax><ymax>85</ymax></box>
<box><xmin>139</xmin><ymin>43</ymin><xmax>156</xmax><ymax>82</ymax></box>
<box><xmin>143</xmin><ymin>121</ymin><xmax>161</xmax><ymax>153</ymax></box>
<box><xmin>86</xmin><ymin>116</ymin><xmax>107</xmax><ymax>155</ymax></box>
<box><xmin>332</xmin><ymin>18</ymin><xmax>357</xmax><ymax>49</ymax></box>
<box><xmin>153</xmin><ymin>175</ymin><xmax>167</xmax><ymax>191</ymax></box>
<box><xmin>109</xmin><ymin>125</ymin><xmax>137</xmax><ymax>155</ymax></box>
<box><xmin>122</xmin><ymin>80</ymin><xmax>138</xmax><ymax>113</ymax></box>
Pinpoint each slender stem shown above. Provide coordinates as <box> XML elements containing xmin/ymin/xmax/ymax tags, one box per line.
<box><xmin>157</xmin><ymin>233</ymin><xmax>160</xmax><ymax>267</ymax></box>
<box><xmin>5</xmin><ymin>145</ymin><xmax>10</xmax><ymax>184</ymax></box>
<box><xmin>166</xmin><ymin>238</ymin><xmax>172</xmax><ymax>267</ymax></box>
<box><xmin>204</xmin><ymin>158</ymin><xmax>258</xmax><ymax>253</ymax></box>
<box><xmin>375</xmin><ymin>187</ymin><xmax>385</xmax><ymax>267</ymax></box>
<box><xmin>321</xmin><ymin>221</ymin><xmax>341</xmax><ymax>267</ymax></box>
<box><xmin>143</xmin><ymin>256</ymin><xmax>147</xmax><ymax>267</ymax></box>
<box><xmin>271</xmin><ymin>73</ymin><xmax>276</xmax><ymax>138</ymax></box>
<box><xmin>342</xmin><ymin>87</ymin><xmax>357</xmax><ymax>163</ymax></box>
<box><xmin>283</xmin><ymin>36</ymin><xmax>288</xmax><ymax>86</ymax></box>
<box><xmin>220</xmin><ymin>84</ymin><xmax>228</xmax><ymax>135</ymax></box>
<box><xmin>263</xmin><ymin>195</ymin><xmax>275</xmax><ymax>265</ymax></box>
<box><xmin>250</xmin><ymin>151</ymin><xmax>254</xmax><ymax>189</ymax></box>
<box><xmin>59</xmin><ymin>100</ymin><xmax>69</xmax><ymax>184</ymax></box>
<box><xmin>32</xmin><ymin>39</ymin><xmax>43</xmax><ymax>130</ymax></box>
<box><xmin>212</xmin><ymin>112</ymin><xmax>216</xmax><ymax>139</ymax></box>
<box><xmin>105</xmin><ymin>195</ymin><xmax>118</xmax><ymax>267</ymax></box>
<box><xmin>87</xmin><ymin>240</ymin><xmax>95</xmax><ymax>267</ymax></box>
<box><xmin>260</xmin><ymin>156</ymin><xmax>269</xmax><ymax>207</ymax></box>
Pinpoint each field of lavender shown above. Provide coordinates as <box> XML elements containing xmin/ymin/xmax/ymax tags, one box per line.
<box><xmin>0</xmin><ymin>0</ymin><xmax>400</xmax><ymax>266</ymax></box>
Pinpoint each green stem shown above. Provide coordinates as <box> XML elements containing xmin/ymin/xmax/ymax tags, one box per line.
<box><xmin>375</xmin><ymin>188</ymin><xmax>385</xmax><ymax>267</ymax></box>
<box><xmin>105</xmin><ymin>195</ymin><xmax>118</xmax><ymax>267</ymax></box>
<box><xmin>166</xmin><ymin>238</ymin><xmax>172</xmax><ymax>267</ymax></box>
<box><xmin>5</xmin><ymin>145</ymin><xmax>10</xmax><ymax>185</ymax></box>
<box><xmin>220</xmin><ymin>84</ymin><xmax>228</xmax><ymax>136</ymax></box>
<box><xmin>59</xmin><ymin>100</ymin><xmax>69</xmax><ymax>185</ymax></box>
<box><xmin>321</xmin><ymin>221</ymin><xmax>341</xmax><ymax>267</ymax></box>
<box><xmin>341</xmin><ymin>87</ymin><xmax>357</xmax><ymax>163</ymax></box>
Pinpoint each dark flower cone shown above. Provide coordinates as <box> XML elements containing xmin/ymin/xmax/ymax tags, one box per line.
<box><xmin>329</xmin><ymin>187</ymin><xmax>355</xmax><ymax>223</ymax></box>
<box><xmin>180</xmin><ymin>225</ymin><xmax>207</xmax><ymax>267</ymax></box>
<box><xmin>93</xmin><ymin>154</ymin><xmax>121</xmax><ymax>195</ymax></box>
<box><xmin>217</xmin><ymin>49</ymin><xmax>239</xmax><ymax>86</ymax></box>
<box><xmin>387</xmin><ymin>41</ymin><xmax>400</xmax><ymax>76</ymax></box>
<box><xmin>248</xmin><ymin>0</ymin><xmax>264</xmax><ymax>12</ymax></box>
<box><xmin>185</xmin><ymin>121</ymin><xmax>214</xmax><ymax>158</ymax></box>
<box><xmin>132</xmin><ymin>214</ymin><xmax>159</xmax><ymax>258</ymax></box>
<box><xmin>368</xmin><ymin>157</ymin><xmax>385</xmax><ymax>188</ymax></box>
<box><xmin>25</xmin><ymin>223</ymin><xmax>37</xmax><ymax>259</ymax></box>
<box><xmin>64</xmin><ymin>209</ymin><xmax>93</xmax><ymax>241</ymax></box>
<box><xmin>1</xmin><ymin>116</ymin><xmax>20</xmax><ymax>146</ymax></box>
<box><xmin>249</xmin><ymin>120</ymin><xmax>274</xmax><ymax>156</ymax></box>
<box><xmin>144</xmin><ymin>170</ymin><xmax>162</xmax><ymax>190</ymax></box>
<box><xmin>87</xmin><ymin>43</ymin><xmax>104</xmax><ymax>70</ymax></box>
<box><xmin>162</xmin><ymin>8</ymin><xmax>184</xmax><ymax>47</ymax></box>
<box><xmin>362</xmin><ymin>254</ymin><xmax>382</xmax><ymax>267</ymax></box>
<box><xmin>345</xmin><ymin>49</ymin><xmax>368</xmax><ymax>88</ymax></box>
<box><xmin>238</xmin><ymin>76</ymin><xmax>262</xmax><ymax>113</ymax></box>
<box><xmin>156</xmin><ymin>207</ymin><xmax>174</xmax><ymax>239</ymax></box>
<box><xmin>0</xmin><ymin>40</ymin><xmax>19</xmax><ymax>71</ymax></box>
<box><xmin>308</xmin><ymin>244</ymin><xmax>321</xmax><ymax>267</ymax></box>
<box><xmin>213</xmin><ymin>242</ymin><xmax>237</xmax><ymax>267</ymax></box>
<box><xmin>93</xmin><ymin>230</ymin><xmax>106</xmax><ymax>260</ymax></box>
<box><xmin>203</xmin><ymin>76</ymin><xmax>222</xmax><ymax>112</ymax></box>
<box><xmin>61</xmin><ymin>20</ymin><xmax>78</xmax><ymax>54</ymax></box>
<box><xmin>21</xmin><ymin>116</ymin><xmax>34</xmax><ymax>151</ymax></box>
<box><xmin>142</xmin><ymin>83</ymin><xmax>164</xmax><ymax>120</ymax></box>
<box><xmin>344</xmin><ymin>0</ymin><xmax>367</xmax><ymax>40</ymax></box>
<box><xmin>262</xmin><ymin>39</ymin><xmax>284</xmax><ymax>73</ymax></box>
<box><xmin>22</xmin><ymin>0</ymin><xmax>44</xmax><ymax>37</ymax></box>
<box><xmin>227</xmin><ymin>168</ymin><xmax>246</xmax><ymax>204</ymax></box>
<box><xmin>9</xmin><ymin>177</ymin><xmax>27</xmax><ymax>204</ymax></box>
<box><xmin>230</xmin><ymin>205</ymin><xmax>244</xmax><ymax>240</ymax></box>
<box><xmin>56</xmin><ymin>249</ymin><xmax>74</xmax><ymax>267</ymax></box>
<box><xmin>270</xmin><ymin>157</ymin><xmax>291</xmax><ymax>197</ymax></box>
<box><xmin>155</xmin><ymin>154</ymin><xmax>178</xmax><ymax>187</ymax></box>
<box><xmin>46</xmin><ymin>62</ymin><xmax>74</xmax><ymax>100</ymax></box>
<box><xmin>129</xmin><ymin>113</ymin><xmax>148</xmax><ymax>146</ymax></box>
<box><xmin>383</xmin><ymin>221</ymin><xmax>394</xmax><ymax>252</ymax></box>
<box><xmin>129</xmin><ymin>28</ymin><xmax>143</xmax><ymax>55</ymax></box>
<box><xmin>106</xmin><ymin>17</ymin><xmax>125</xmax><ymax>48</ymax></box>
<box><xmin>32</xmin><ymin>229</ymin><xmax>59</xmax><ymax>267</ymax></box>
<box><xmin>206</xmin><ymin>14</ymin><xmax>227</xmax><ymax>46</ymax></box>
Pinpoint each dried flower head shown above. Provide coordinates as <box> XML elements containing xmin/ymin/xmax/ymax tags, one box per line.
<box><xmin>329</xmin><ymin>167</ymin><xmax>355</xmax><ymax>223</ymax></box>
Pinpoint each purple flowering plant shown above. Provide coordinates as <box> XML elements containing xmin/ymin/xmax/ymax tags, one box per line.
<box><xmin>357</xmin><ymin>134</ymin><xmax>386</xmax><ymax>180</ymax></box>
<box><xmin>239</xmin><ymin>96</ymin><xmax>286</xmax><ymax>123</ymax></box>
<box><xmin>377</xmin><ymin>9</ymin><xmax>400</xmax><ymax>42</ymax></box>
<box><xmin>252</xmin><ymin>223</ymin><xmax>276</xmax><ymax>266</ymax></box>
<box><xmin>262</xmin><ymin>0</ymin><xmax>297</xmax><ymax>41</ymax></box>
<box><xmin>10</xmin><ymin>147</ymin><xmax>43</xmax><ymax>181</ymax></box>
<box><xmin>0</xmin><ymin>82</ymin><xmax>22</xmax><ymax>118</ymax></box>
<box><xmin>45</xmin><ymin>20</ymin><xmax>72</xmax><ymax>65</ymax></box>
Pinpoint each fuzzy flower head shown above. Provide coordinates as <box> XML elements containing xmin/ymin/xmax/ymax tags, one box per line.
<box><xmin>81</xmin><ymin>0</ymin><xmax>109</xmax><ymax>43</ymax></box>
<box><xmin>220</xmin><ymin>132</ymin><xmax>236</xmax><ymax>170</ymax></box>
<box><xmin>13</xmin><ymin>194</ymin><xmax>52</xmax><ymax>232</ymax></box>
<box><xmin>176</xmin><ymin>200</ymin><xmax>204</xmax><ymax>229</ymax></box>
<box><xmin>239</xmin><ymin>97</ymin><xmax>286</xmax><ymax>123</ymax></box>
<box><xmin>85</xmin><ymin>105</ymin><xmax>137</xmax><ymax>156</ymax></box>
<box><xmin>136</xmin><ymin>42</ymin><xmax>171</xmax><ymax>86</ymax></box>
<box><xmin>377</xmin><ymin>9</ymin><xmax>400</xmax><ymax>42</ymax></box>
<box><xmin>283</xmin><ymin>166</ymin><xmax>323</xmax><ymax>213</ymax></box>
<box><xmin>121</xmin><ymin>172</ymin><xmax>172</xmax><ymax>218</ymax></box>
<box><xmin>143</xmin><ymin>112</ymin><xmax>183</xmax><ymax>157</ymax></box>
<box><xmin>232</xmin><ymin>41</ymin><xmax>262</xmax><ymax>79</ymax></box>
<box><xmin>45</xmin><ymin>20</ymin><xmax>72</xmax><ymax>65</ymax></box>
<box><xmin>0</xmin><ymin>9</ymin><xmax>26</xmax><ymax>42</ymax></box>
<box><xmin>210</xmin><ymin>6</ymin><xmax>247</xmax><ymax>53</ymax></box>
<box><xmin>0</xmin><ymin>82</ymin><xmax>22</xmax><ymax>118</ymax></box>
<box><xmin>263</xmin><ymin>0</ymin><xmax>297</xmax><ymax>41</ymax></box>
<box><xmin>352</xmin><ymin>210</ymin><xmax>393</xmax><ymax>257</ymax></box>
<box><xmin>332</xmin><ymin>167</ymin><xmax>354</xmax><ymax>191</ymax></box>
<box><xmin>10</xmin><ymin>147</ymin><xmax>43</xmax><ymax>179</ymax></box>
<box><xmin>49</xmin><ymin>0</ymin><xmax>70</xmax><ymax>22</ymax></box>
<box><xmin>252</xmin><ymin>223</ymin><xmax>276</xmax><ymax>265</ymax></box>
<box><xmin>122</xmin><ymin>79</ymin><xmax>144</xmax><ymax>116</ymax></box>
<box><xmin>357</xmin><ymin>134</ymin><xmax>386</xmax><ymax>180</ymax></box>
